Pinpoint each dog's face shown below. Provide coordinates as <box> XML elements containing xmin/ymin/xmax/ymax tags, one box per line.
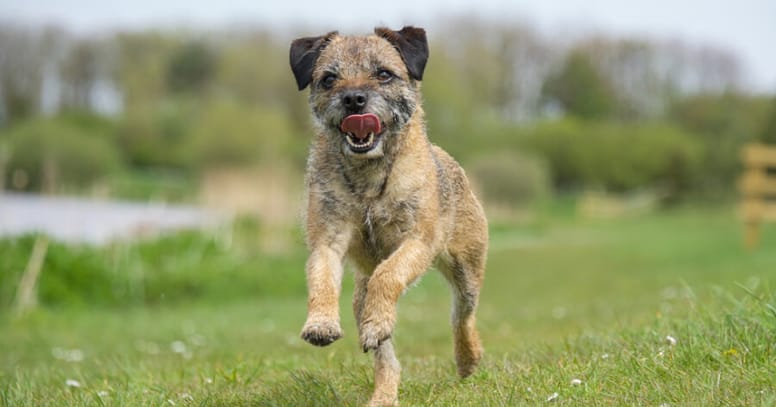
<box><xmin>290</xmin><ymin>27</ymin><xmax>429</xmax><ymax>158</ymax></box>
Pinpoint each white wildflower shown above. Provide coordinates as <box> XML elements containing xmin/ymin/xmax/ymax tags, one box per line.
<box><xmin>65</xmin><ymin>379</ymin><xmax>81</xmax><ymax>388</ymax></box>
<box><xmin>661</xmin><ymin>286</ymin><xmax>678</xmax><ymax>299</ymax></box>
<box><xmin>171</xmin><ymin>341</ymin><xmax>187</xmax><ymax>354</ymax></box>
<box><xmin>180</xmin><ymin>392</ymin><xmax>194</xmax><ymax>402</ymax></box>
<box><xmin>189</xmin><ymin>334</ymin><xmax>206</xmax><ymax>347</ymax></box>
<box><xmin>67</xmin><ymin>349</ymin><xmax>84</xmax><ymax>362</ymax></box>
<box><xmin>666</xmin><ymin>335</ymin><xmax>677</xmax><ymax>346</ymax></box>
<box><xmin>570</xmin><ymin>378</ymin><xmax>582</xmax><ymax>386</ymax></box>
<box><xmin>547</xmin><ymin>392</ymin><xmax>559</xmax><ymax>402</ymax></box>
<box><xmin>52</xmin><ymin>347</ymin><xmax>84</xmax><ymax>362</ymax></box>
<box><xmin>601</xmin><ymin>353</ymin><xmax>610</xmax><ymax>360</ymax></box>
<box><xmin>97</xmin><ymin>390</ymin><xmax>109</xmax><ymax>397</ymax></box>
<box><xmin>204</xmin><ymin>377</ymin><xmax>213</xmax><ymax>384</ymax></box>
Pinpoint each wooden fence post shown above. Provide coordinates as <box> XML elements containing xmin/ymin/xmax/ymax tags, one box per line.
<box><xmin>739</xmin><ymin>143</ymin><xmax>776</xmax><ymax>249</ymax></box>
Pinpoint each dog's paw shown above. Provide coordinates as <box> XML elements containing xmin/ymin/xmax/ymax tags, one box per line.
<box><xmin>367</xmin><ymin>395</ymin><xmax>399</xmax><ymax>407</ymax></box>
<box><xmin>300</xmin><ymin>318</ymin><xmax>342</xmax><ymax>347</ymax></box>
<box><xmin>359</xmin><ymin>313</ymin><xmax>395</xmax><ymax>352</ymax></box>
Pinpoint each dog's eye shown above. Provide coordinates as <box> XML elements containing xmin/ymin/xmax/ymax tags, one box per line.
<box><xmin>376</xmin><ymin>69</ymin><xmax>394</xmax><ymax>83</ymax></box>
<box><xmin>321</xmin><ymin>73</ymin><xmax>337</xmax><ymax>89</ymax></box>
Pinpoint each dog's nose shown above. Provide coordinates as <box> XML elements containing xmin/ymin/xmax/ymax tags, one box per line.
<box><xmin>342</xmin><ymin>91</ymin><xmax>368</xmax><ymax>112</ymax></box>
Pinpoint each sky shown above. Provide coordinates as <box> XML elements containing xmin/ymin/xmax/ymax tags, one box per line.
<box><xmin>2</xmin><ymin>0</ymin><xmax>775</xmax><ymax>92</ymax></box>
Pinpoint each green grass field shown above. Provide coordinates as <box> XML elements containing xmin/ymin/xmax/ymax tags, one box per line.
<box><xmin>2</xmin><ymin>208</ymin><xmax>775</xmax><ymax>406</ymax></box>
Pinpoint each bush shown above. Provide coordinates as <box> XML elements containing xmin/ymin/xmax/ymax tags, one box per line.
<box><xmin>521</xmin><ymin>119</ymin><xmax>704</xmax><ymax>199</ymax></box>
<box><xmin>467</xmin><ymin>151</ymin><xmax>551</xmax><ymax>210</ymax></box>
<box><xmin>3</xmin><ymin>114</ymin><xmax>122</xmax><ymax>191</ymax></box>
<box><xmin>117</xmin><ymin>102</ymin><xmax>194</xmax><ymax>169</ymax></box>
<box><xmin>188</xmin><ymin>100</ymin><xmax>299</xmax><ymax>168</ymax></box>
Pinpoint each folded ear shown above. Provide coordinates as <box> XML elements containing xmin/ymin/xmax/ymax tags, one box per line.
<box><xmin>289</xmin><ymin>31</ymin><xmax>338</xmax><ymax>90</ymax></box>
<box><xmin>374</xmin><ymin>26</ymin><xmax>429</xmax><ymax>81</ymax></box>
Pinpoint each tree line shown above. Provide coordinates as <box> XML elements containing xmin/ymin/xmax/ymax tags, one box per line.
<box><xmin>1</xmin><ymin>18</ymin><xmax>774</xmax><ymax>205</ymax></box>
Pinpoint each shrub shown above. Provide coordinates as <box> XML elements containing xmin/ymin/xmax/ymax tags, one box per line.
<box><xmin>521</xmin><ymin>119</ymin><xmax>704</xmax><ymax>199</ymax></box>
<box><xmin>188</xmin><ymin>100</ymin><xmax>299</xmax><ymax>168</ymax></box>
<box><xmin>3</xmin><ymin>114</ymin><xmax>122</xmax><ymax>191</ymax></box>
<box><xmin>467</xmin><ymin>151</ymin><xmax>552</xmax><ymax>210</ymax></box>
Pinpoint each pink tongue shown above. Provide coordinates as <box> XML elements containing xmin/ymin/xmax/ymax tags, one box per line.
<box><xmin>340</xmin><ymin>113</ymin><xmax>381</xmax><ymax>140</ymax></box>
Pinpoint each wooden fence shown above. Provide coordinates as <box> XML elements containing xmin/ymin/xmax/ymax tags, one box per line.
<box><xmin>739</xmin><ymin>143</ymin><xmax>776</xmax><ymax>248</ymax></box>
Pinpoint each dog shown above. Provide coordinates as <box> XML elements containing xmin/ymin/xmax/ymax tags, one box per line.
<box><xmin>290</xmin><ymin>26</ymin><xmax>488</xmax><ymax>406</ymax></box>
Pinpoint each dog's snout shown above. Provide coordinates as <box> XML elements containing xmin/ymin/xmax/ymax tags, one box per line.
<box><xmin>342</xmin><ymin>91</ymin><xmax>368</xmax><ymax>112</ymax></box>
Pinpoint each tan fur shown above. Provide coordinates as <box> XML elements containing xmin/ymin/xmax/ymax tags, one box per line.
<box><xmin>291</xmin><ymin>27</ymin><xmax>488</xmax><ymax>406</ymax></box>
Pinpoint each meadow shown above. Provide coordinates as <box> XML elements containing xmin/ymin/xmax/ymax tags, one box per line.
<box><xmin>1</xmin><ymin>206</ymin><xmax>775</xmax><ymax>406</ymax></box>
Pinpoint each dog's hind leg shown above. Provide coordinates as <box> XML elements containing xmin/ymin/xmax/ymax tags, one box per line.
<box><xmin>440</xmin><ymin>251</ymin><xmax>485</xmax><ymax>378</ymax></box>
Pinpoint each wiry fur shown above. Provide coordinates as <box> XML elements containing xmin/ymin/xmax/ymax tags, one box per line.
<box><xmin>290</xmin><ymin>26</ymin><xmax>488</xmax><ymax>406</ymax></box>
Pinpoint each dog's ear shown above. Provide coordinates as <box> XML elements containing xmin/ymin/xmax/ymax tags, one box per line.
<box><xmin>375</xmin><ymin>26</ymin><xmax>429</xmax><ymax>81</ymax></box>
<box><xmin>289</xmin><ymin>31</ymin><xmax>338</xmax><ymax>91</ymax></box>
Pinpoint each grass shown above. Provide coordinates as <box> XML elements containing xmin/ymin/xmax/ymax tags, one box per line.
<box><xmin>1</xmin><ymin>207</ymin><xmax>776</xmax><ymax>405</ymax></box>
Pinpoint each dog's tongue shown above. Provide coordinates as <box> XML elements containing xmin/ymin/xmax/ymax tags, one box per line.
<box><xmin>340</xmin><ymin>113</ymin><xmax>381</xmax><ymax>140</ymax></box>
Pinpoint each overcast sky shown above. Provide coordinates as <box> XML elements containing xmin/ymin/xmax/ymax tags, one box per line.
<box><xmin>2</xmin><ymin>0</ymin><xmax>774</xmax><ymax>92</ymax></box>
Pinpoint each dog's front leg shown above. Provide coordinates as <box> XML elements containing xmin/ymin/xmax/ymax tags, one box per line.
<box><xmin>301</xmin><ymin>241</ymin><xmax>349</xmax><ymax>347</ymax></box>
<box><xmin>359</xmin><ymin>238</ymin><xmax>434</xmax><ymax>352</ymax></box>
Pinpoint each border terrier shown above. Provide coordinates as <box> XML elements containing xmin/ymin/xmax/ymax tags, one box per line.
<box><xmin>290</xmin><ymin>26</ymin><xmax>488</xmax><ymax>406</ymax></box>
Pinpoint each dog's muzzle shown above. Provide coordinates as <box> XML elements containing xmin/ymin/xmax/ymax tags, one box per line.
<box><xmin>340</xmin><ymin>113</ymin><xmax>383</xmax><ymax>153</ymax></box>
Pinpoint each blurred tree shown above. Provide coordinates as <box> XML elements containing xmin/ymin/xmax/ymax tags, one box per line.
<box><xmin>115</xmin><ymin>32</ymin><xmax>178</xmax><ymax>110</ymax></box>
<box><xmin>541</xmin><ymin>49</ymin><xmax>617</xmax><ymax>120</ymax></box>
<box><xmin>760</xmin><ymin>96</ymin><xmax>776</xmax><ymax>144</ymax></box>
<box><xmin>216</xmin><ymin>31</ymin><xmax>307</xmax><ymax>133</ymax></box>
<box><xmin>435</xmin><ymin>18</ymin><xmax>552</xmax><ymax>122</ymax></box>
<box><xmin>60</xmin><ymin>40</ymin><xmax>99</xmax><ymax>110</ymax></box>
<box><xmin>166</xmin><ymin>41</ymin><xmax>216</xmax><ymax>94</ymax></box>
<box><xmin>0</xmin><ymin>26</ymin><xmax>59</xmax><ymax>125</ymax></box>
<box><xmin>669</xmin><ymin>92</ymin><xmax>770</xmax><ymax>196</ymax></box>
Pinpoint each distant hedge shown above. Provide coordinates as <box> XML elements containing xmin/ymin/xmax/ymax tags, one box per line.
<box><xmin>520</xmin><ymin>119</ymin><xmax>704</xmax><ymax>199</ymax></box>
<box><xmin>2</xmin><ymin>114</ymin><xmax>122</xmax><ymax>191</ymax></box>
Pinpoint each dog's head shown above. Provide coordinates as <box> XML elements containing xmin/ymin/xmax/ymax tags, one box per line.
<box><xmin>290</xmin><ymin>27</ymin><xmax>429</xmax><ymax>158</ymax></box>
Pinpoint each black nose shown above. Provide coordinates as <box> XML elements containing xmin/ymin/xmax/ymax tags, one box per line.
<box><xmin>342</xmin><ymin>91</ymin><xmax>368</xmax><ymax>112</ymax></box>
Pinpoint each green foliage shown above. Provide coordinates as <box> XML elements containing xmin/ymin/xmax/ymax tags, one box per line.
<box><xmin>2</xmin><ymin>114</ymin><xmax>122</xmax><ymax>190</ymax></box>
<box><xmin>521</xmin><ymin>119</ymin><xmax>704</xmax><ymax>197</ymax></box>
<box><xmin>669</xmin><ymin>93</ymin><xmax>772</xmax><ymax>195</ymax></box>
<box><xmin>467</xmin><ymin>151</ymin><xmax>551</xmax><ymax>209</ymax></box>
<box><xmin>117</xmin><ymin>102</ymin><xmax>195</xmax><ymax>169</ymax></box>
<box><xmin>166</xmin><ymin>41</ymin><xmax>216</xmax><ymax>94</ymax></box>
<box><xmin>541</xmin><ymin>49</ymin><xmax>617</xmax><ymax>119</ymax></box>
<box><xmin>0</xmin><ymin>221</ymin><xmax>306</xmax><ymax>310</ymax></box>
<box><xmin>189</xmin><ymin>100</ymin><xmax>300</xmax><ymax>168</ymax></box>
<box><xmin>759</xmin><ymin>96</ymin><xmax>776</xmax><ymax>144</ymax></box>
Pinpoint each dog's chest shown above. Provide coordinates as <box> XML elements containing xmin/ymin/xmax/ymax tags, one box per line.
<box><xmin>355</xmin><ymin>198</ymin><xmax>417</xmax><ymax>261</ymax></box>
